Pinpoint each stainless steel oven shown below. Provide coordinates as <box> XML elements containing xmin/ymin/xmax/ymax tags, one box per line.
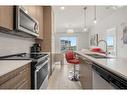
<box><xmin>30</xmin><ymin>53</ymin><xmax>49</xmax><ymax>89</ymax></box>
<box><xmin>14</xmin><ymin>6</ymin><xmax>39</xmax><ymax>37</ymax></box>
<box><xmin>35</xmin><ymin>59</ymin><xmax>48</xmax><ymax>89</ymax></box>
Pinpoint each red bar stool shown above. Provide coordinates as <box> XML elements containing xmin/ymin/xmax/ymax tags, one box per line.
<box><xmin>65</xmin><ymin>50</ymin><xmax>80</xmax><ymax>81</ymax></box>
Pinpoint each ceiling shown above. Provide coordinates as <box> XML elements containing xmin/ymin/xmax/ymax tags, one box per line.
<box><xmin>52</xmin><ymin>6</ymin><xmax>123</xmax><ymax>33</ymax></box>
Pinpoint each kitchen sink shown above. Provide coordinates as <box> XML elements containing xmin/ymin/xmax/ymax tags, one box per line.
<box><xmin>86</xmin><ymin>54</ymin><xmax>110</xmax><ymax>59</ymax></box>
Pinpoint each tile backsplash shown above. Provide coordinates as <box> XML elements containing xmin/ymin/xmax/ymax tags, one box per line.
<box><xmin>0</xmin><ymin>32</ymin><xmax>35</xmax><ymax>56</ymax></box>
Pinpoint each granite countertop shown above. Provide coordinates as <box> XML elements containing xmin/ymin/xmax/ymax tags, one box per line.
<box><xmin>76</xmin><ymin>49</ymin><xmax>127</xmax><ymax>80</ymax></box>
<box><xmin>0</xmin><ymin>60</ymin><xmax>32</xmax><ymax>76</ymax></box>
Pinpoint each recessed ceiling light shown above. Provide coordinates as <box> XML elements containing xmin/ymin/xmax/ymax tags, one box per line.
<box><xmin>60</xmin><ymin>7</ymin><xmax>65</xmax><ymax>10</ymax></box>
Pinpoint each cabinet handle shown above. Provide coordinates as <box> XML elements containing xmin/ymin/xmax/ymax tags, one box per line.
<box><xmin>19</xmin><ymin>69</ymin><xmax>26</xmax><ymax>74</ymax></box>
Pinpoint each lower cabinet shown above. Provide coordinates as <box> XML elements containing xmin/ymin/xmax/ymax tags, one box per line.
<box><xmin>0</xmin><ymin>63</ymin><xmax>31</xmax><ymax>89</ymax></box>
<box><xmin>79</xmin><ymin>56</ymin><xmax>92</xmax><ymax>89</ymax></box>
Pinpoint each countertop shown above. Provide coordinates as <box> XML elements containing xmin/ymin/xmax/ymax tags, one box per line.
<box><xmin>76</xmin><ymin>49</ymin><xmax>127</xmax><ymax>80</ymax></box>
<box><xmin>0</xmin><ymin>60</ymin><xmax>32</xmax><ymax>77</ymax></box>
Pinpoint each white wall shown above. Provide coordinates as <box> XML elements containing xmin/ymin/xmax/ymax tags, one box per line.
<box><xmin>54</xmin><ymin>32</ymin><xmax>89</xmax><ymax>53</ymax></box>
<box><xmin>0</xmin><ymin>32</ymin><xmax>35</xmax><ymax>56</ymax></box>
<box><xmin>90</xmin><ymin>7</ymin><xmax>127</xmax><ymax>58</ymax></box>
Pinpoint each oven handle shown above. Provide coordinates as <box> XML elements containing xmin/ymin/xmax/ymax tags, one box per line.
<box><xmin>35</xmin><ymin>60</ymin><xmax>48</xmax><ymax>72</ymax></box>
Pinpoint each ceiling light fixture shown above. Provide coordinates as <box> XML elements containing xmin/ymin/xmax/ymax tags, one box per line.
<box><xmin>67</xmin><ymin>24</ymin><xmax>74</xmax><ymax>34</ymax></box>
<box><xmin>83</xmin><ymin>7</ymin><xmax>87</xmax><ymax>32</ymax></box>
<box><xmin>67</xmin><ymin>28</ymin><xmax>74</xmax><ymax>34</ymax></box>
<box><xmin>60</xmin><ymin>7</ymin><xmax>65</xmax><ymax>10</ymax></box>
<box><xmin>94</xmin><ymin>6</ymin><xmax>97</xmax><ymax>24</ymax></box>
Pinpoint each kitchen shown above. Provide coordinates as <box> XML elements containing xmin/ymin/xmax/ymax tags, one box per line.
<box><xmin>0</xmin><ymin>6</ymin><xmax>52</xmax><ymax>89</ymax></box>
<box><xmin>0</xmin><ymin>5</ymin><xmax>127</xmax><ymax>90</ymax></box>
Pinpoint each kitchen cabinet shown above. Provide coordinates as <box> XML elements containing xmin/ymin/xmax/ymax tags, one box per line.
<box><xmin>0</xmin><ymin>6</ymin><xmax>13</xmax><ymax>30</ymax></box>
<box><xmin>42</xmin><ymin>6</ymin><xmax>52</xmax><ymax>52</ymax></box>
<box><xmin>41</xmin><ymin>6</ymin><xmax>52</xmax><ymax>76</ymax></box>
<box><xmin>0</xmin><ymin>63</ymin><xmax>31</xmax><ymax>89</ymax></box>
<box><xmin>36</xmin><ymin>6</ymin><xmax>43</xmax><ymax>40</ymax></box>
<box><xmin>78</xmin><ymin>56</ymin><xmax>92</xmax><ymax>89</ymax></box>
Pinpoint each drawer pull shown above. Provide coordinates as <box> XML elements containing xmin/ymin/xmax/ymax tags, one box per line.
<box><xmin>19</xmin><ymin>69</ymin><xmax>26</xmax><ymax>74</ymax></box>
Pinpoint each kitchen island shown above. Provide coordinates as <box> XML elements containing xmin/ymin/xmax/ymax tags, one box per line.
<box><xmin>76</xmin><ymin>49</ymin><xmax>127</xmax><ymax>89</ymax></box>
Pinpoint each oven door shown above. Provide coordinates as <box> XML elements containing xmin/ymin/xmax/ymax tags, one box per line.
<box><xmin>35</xmin><ymin>60</ymin><xmax>48</xmax><ymax>89</ymax></box>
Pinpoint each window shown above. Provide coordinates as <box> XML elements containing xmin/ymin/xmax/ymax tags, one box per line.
<box><xmin>106</xmin><ymin>36</ymin><xmax>114</xmax><ymax>46</ymax></box>
<box><xmin>106</xmin><ymin>35</ymin><xmax>116</xmax><ymax>56</ymax></box>
<box><xmin>60</xmin><ymin>37</ymin><xmax>77</xmax><ymax>52</ymax></box>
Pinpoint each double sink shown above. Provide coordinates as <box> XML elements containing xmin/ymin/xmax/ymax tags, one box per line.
<box><xmin>86</xmin><ymin>54</ymin><xmax>110</xmax><ymax>59</ymax></box>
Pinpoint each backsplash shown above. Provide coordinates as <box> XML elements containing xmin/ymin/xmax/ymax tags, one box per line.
<box><xmin>0</xmin><ymin>32</ymin><xmax>35</xmax><ymax>56</ymax></box>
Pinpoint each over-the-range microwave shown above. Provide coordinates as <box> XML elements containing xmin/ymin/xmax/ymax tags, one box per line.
<box><xmin>14</xmin><ymin>6</ymin><xmax>39</xmax><ymax>37</ymax></box>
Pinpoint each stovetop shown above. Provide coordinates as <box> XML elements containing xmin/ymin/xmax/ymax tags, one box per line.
<box><xmin>0</xmin><ymin>53</ymin><xmax>48</xmax><ymax>60</ymax></box>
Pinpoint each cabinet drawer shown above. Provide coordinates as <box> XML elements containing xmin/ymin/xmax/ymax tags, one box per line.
<box><xmin>17</xmin><ymin>80</ymin><xmax>30</xmax><ymax>89</ymax></box>
<box><xmin>0</xmin><ymin>64</ymin><xmax>28</xmax><ymax>85</ymax></box>
<box><xmin>0</xmin><ymin>68</ymin><xmax>28</xmax><ymax>89</ymax></box>
<box><xmin>0</xmin><ymin>64</ymin><xmax>30</xmax><ymax>89</ymax></box>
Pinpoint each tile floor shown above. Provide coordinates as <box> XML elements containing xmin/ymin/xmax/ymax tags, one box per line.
<box><xmin>47</xmin><ymin>62</ymin><xmax>82</xmax><ymax>89</ymax></box>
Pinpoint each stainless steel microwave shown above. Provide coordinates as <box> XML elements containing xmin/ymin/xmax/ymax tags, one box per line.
<box><xmin>14</xmin><ymin>6</ymin><xmax>39</xmax><ymax>37</ymax></box>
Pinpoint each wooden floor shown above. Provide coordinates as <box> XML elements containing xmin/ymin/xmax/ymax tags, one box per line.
<box><xmin>47</xmin><ymin>63</ymin><xmax>82</xmax><ymax>89</ymax></box>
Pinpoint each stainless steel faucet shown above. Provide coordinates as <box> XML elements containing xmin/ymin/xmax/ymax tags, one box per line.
<box><xmin>97</xmin><ymin>40</ymin><xmax>108</xmax><ymax>55</ymax></box>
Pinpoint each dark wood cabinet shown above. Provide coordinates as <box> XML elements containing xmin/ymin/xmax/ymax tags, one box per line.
<box><xmin>0</xmin><ymin>63</ymin><xmax>31</xmax><ymax>89</ymax></box>
<box><xmin>79</xmin><ymin>56</ymin><xmax>92</xmax><ymax>89</ymax></box>
<box><xmin>0</xmin><ymin>6</ymin><xmax>13</xmax><ymax>30</ymax></box>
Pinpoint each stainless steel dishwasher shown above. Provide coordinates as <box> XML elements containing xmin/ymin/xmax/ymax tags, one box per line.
<box><xmin>92</xmin><ymin>63</ymin><xmax>127</xmax><ymax>89</ymax></box>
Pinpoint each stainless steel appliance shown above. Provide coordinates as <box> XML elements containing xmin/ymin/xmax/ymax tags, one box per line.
<box><xmin>0</xmin><ymin>53</ymin><xmax>49</xmax><ymax>89</ymax></box>
<box><xmin>34</xmin><ymin>55</ymin><xmax>48</xmax><ymax>89</ymax></box>
<box><xmin>14</xmin><ymin>6</ymin><xmax>39</xmax><ymax>37</ymax></box>
<box><xmin>92</xmin><ymin>63</ymin><xmax>127</xmax><ymax>89</ymax></box>
<box><xmin>31</xmin><ymin>53</ymin><xmax>49</xmax><ymax>89</ymax></box>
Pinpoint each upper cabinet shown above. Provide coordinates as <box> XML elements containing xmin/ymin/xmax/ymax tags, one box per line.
<box><xmin>0</xmin><ymin>6</ymin><xmax>44</xmax><ymax>39</ymax></box>
<box><xmin>42</xmin><ymin>6</ymin><xmax>52</xmax><ymax>52</ymax></box>
<box><xmin>36</xmin><ymin>6</ymin><xmax>43</xmax><ymax>40</ymax></box>
<box><xmin>0</xmin><ymin>6</ymin><xmax>13</xmax><ymax>30</ymax></box>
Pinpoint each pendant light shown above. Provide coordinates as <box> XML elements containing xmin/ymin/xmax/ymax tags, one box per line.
<box><xmin>67</xmin><ymin>28</ymin><xmax>74</xmax><ymax>34</ymax></box>
<box><xmin>94</xmin><ymin>6</ymin><xmax>97</xmax><ymax>24</ymax></box>
<box><xmin>67</xmin><ymin>24</ymin><xmax>74</xmax><ymax>34</ymax></box>
<box><xmin>60</xmin><ymin>7</ymin><xmax>65</xmax><ymax>10</ymax></box>
<box><xmin>83</xmin><ymin>7</ymin><xmax>87</xmax><ymax>32</ymax></box>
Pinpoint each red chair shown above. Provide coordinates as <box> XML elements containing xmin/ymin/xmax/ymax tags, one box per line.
<box><xmin>65</xmin><ymin>50</ymin><xmax>80</xmax><ymax>81</ymax></box>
